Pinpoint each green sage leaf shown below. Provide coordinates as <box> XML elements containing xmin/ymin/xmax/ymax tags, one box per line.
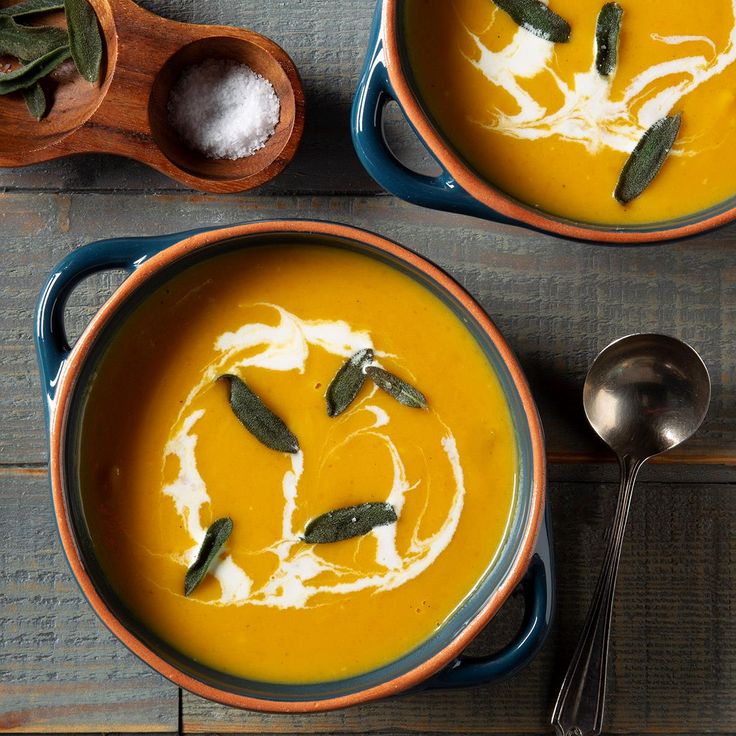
<box><xmin>64</xmin><ymin>0</ymin><xmax>100</xmax><ymax>83</ymax></box>
<box><xmin>23</xmin><ymin>81</ymin><xmax>45</xmax><ymax>119</ymax></box>
<box><xmin>595</xmin><ymin>3</ymin><xmax>623</xmax><ymax>77</ymax></box>
<box><xmin>325</xmin><ymin>348</ymin><xmax>374</xmax><ymax>417</ymax></box>
<box><xmin>614</xmin><ymin>113</ymin><xmax>681</xmax><ymax>204</ymax></box>
<box><xmin>0</xmin><ymin>43</ymin><xmax>70</xmax><ymax>94</ymax></box>
<box><xmin>219</xmin><ymin>374</ymin><xmax>299</xmax><ymax>454</ymax></box>
<box><xmin>492</xmin><ymin>0</ymin><xmax>571</xmax><ymax>43</ymax></box>
<box><xmin>184</xmin><ymin>517</ymin><xmax>233</xmax><ymax>597</ymax></box>
<box><xmin>0</xmin><ymin>15</ymin><xmax>68</xmax><ymax>61</ymax></box>
<box><xmin>366</xmin><ymin>366</ymin><xmax>427</xmax><ymax>409</ymax></box>
<box><xmin>0</xmin><ymin>0</ymin><xmax>65</xmax><ymax>19</ymax></box>
<box><xmin>303</xmin><ymin>502</ymin><xmax>397</xmax><ymax>544</ymax></box>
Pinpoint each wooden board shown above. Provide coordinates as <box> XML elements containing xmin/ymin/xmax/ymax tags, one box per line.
<box><xmin>2</xmin><ymin>192</ymin><xmax>735</xmax><ymax>466</ymax></box>
<box><xmin>0</xmin><ymin>468</ymin><xmax>178</xmax><ymax>734</ymax></box>
<box><xmin>182</xmin><ymin>478</ymin><xmax>736</xmax><ymax>733</ymax></box>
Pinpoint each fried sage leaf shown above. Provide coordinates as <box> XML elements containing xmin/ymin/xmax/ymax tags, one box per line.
<box><xmin>23</xmin><ymin>81</ymin><xmax>46</xmax><ymax>119</ymax></box>
<box><xmin>492</xmin><ymin>0</ymin><xmax>570</xmax><ymax>43</ymax></box>
<box><xmin>595</xmin><ymin>3</ymin><xmax>623</xmax><ymax>77</ymax></box>
<box><xmin>0</xmin><ymin>44</ymin><xmax>70</xmax><ymax>94</ymax></box>
<box><xmin>0</xmin><ymin>0</ymin><xmax>65</xmax><ymax>19</ymax></box>
<box><xmin>303</xmin><ymin>502</ymin><xmax>397</xmax><ymax>544</ymax></box>
<box><xmin>366</xmin><ymin>366</ymin><xmax>427</xmax><ymax>409</ymax></box>
<box><xmin>614</xmin><ymin>113</ymin><xmax>681</xmax><ymax>204</ymax></box>
<box><xmin>184</xmin><ymin>517</ymin><xmax>233</xmax><ymax>597</ymax></box>
<box><xmin>325</xmin><ymin>348</ymin><xmax>374</xmax><ymax>417</ymax></box>
<box><xmin>220</xmin><ymin>374</ymin><xmax>299</xmax><ymax>454</ymax></box>
<box><xmin>0</xmin><ymin>16</ymin><xmax>68</xmax><ymax>61</ymax></box>
<box><xmin>64</xmin><ymin>0</ymin><xmax>101</xmax><ymax>83</ymax></box>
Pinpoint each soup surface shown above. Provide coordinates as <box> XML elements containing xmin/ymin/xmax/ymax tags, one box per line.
<box><xmin>79</xmin><ymin>243</ymin><xmax>517</xmax><ymax>683</ymax></box>
<box><xmin>404</xmin><ymin>0</ymin><xmax>736</xmax><ymax>224</ymax></box>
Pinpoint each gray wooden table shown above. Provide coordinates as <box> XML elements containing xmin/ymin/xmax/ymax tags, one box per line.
<box><xmin>0</xmin><ymin>1</ymin><xmax>734</xmax><ymax>734</ymax></box>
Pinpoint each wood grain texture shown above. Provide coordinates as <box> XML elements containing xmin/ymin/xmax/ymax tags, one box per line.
<box><xmin>1</xmin><ymin>192</ymin><xmax>735</xmax><ymax>465</ymax></box>
<box><xmin>182</xmin><ymin>478</ymin><xmax>736</xmax><ymax>733</ymax></box>
<box><xmin>0</xmin><ymin>468</ymin><xmax>178</xmax><ymax>733</ymax></box>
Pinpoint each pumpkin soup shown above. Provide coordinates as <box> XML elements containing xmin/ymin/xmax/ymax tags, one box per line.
<box><xmin>79</xmin><ymin>243</ymin><xmax>516</xmax><ymax>684</ymax></box>
<box><xmin>404</xmin><ymin>0</ymin><xmax>736</xmax><ymax>224</ymax></box>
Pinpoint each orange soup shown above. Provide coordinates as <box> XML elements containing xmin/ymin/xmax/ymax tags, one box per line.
<box><xmin>404</xmin><ymin>0</ymin><xmax>736</xmax><ymax>224</ymax></box>
<box><xmin>79</xmin><ymin>244</ymin><xmax>516</xmax><ymax>683</ymax></box>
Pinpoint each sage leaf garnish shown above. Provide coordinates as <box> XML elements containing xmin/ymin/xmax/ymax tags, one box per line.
<box><xmin>303</xmin><ymin>502</ymin><xmax>397</xmax><ymax>544</ymax></box>
<box><xmin>595</xmin><ymin>3</ymin><xmax>623</xmax><ymax>77</ymax></box>
<box><xmin>0</xmin><ymin>44</ymin><xmax>70</xmax><ymax>94</ymax></box>
<box><xmin>0</xmin><ymin>15</ymin><xmax>68</xmax><ymax>61</ymax></box>
<box><xmin>366</xmin><ymin>366</ymin><xmax>427</xmax><ymax>409</ymax></box>
<box><xmin>23</xmin><ymin>81</ymin><xmax>46</xmax><ymax>119</ymax></box>
<box><xmin>614</xmin><ymin>113</ymin><xmax>681</xmax><ymax>204</ymax></box>
<box><xmin>0</xmin><ymin>0</ymin><xmax>65</xmax><ymax>19</ymax></box>
<box><xmin>220</xmin><ymin>374</ymin><xmax>299</xmax><ymax>454</ymax></box>
<box><xmin>184</xmin><ymin>517</ymin><xmax>233</xmax><ymax>597</ymax></box>
<box><xmin>491</xmin><ymin>0</ymin><xmax>571</xmax><ymax>43</ymax></box>
<box><xmin>64</xmin><ymin>0</ymin><xmax>101</xmax><ymax>83</ymax></box>
<box><xmin>325</xmin><ymin>348</ymin><xmax>374</xmax><ymax>417</ymax></box>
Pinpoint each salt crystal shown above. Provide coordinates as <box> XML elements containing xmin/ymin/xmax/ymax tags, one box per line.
<box><xmin>167</xmin><ymin>58</ymin><xmax>280</xmax><ymax>160</ymax></box>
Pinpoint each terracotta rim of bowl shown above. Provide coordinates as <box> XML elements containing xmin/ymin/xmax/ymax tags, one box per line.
<box><xmin>49</xmin><ymin>220</ymin><xmax>546</xmax><ymax>712</ymax></box>
<box><xmin>382</xmin><ymin>0</ymin><xmax>736</xmax><ymax>243</ymax></box>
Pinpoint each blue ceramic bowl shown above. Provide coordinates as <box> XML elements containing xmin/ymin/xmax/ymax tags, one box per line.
<box><xmin>36</xmin><ymin>220</ymin><xmax>553</xmax><ymax>711</ymax></box>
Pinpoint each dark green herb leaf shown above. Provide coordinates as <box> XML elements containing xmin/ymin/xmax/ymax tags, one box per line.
<box><xmin>366</xmin><ymin>366</ymin><xmax>427</xmax><ymax>409</ymax></box>
<box><xmin>23</xmin><ymin>81</ymin><xmax>45</xmax><ymax>119</ymax></box>
<box><xmin>614</xmin><ymin>113</ymin><xmax>681</xmax><ymax>204</ymax></box>
<box><xmin>0</xmin><ymin>44</ymin><xmax>69</xmax><ymax>94</ymax></box>
<box><xmin>0</xmin><ymin>15</ymin><xmax>68</xmax><ymax>61</ymax></box>
<box><xmin>0</xmin><ymin>0</ymin><xmax>65</xmax><ymax>19</ymax></box>
<box><xmin>184</xmin><ymin>517</ymin><xmax>233</xmax><ymax>597</ymax></box>
<box><xmin>325</xmin><ymin>348</ymin><xmax>374</xmax><ymax>417</ymax></box>
<box><xmin>595</xmin><ymin>3</ymin><xmax>623</xmax><ymax>77</ymax></box>
<box><xmin>64</xmin><ymin>0</ymin><xmax>100</xmax><ymax>83</ymax></box>
<box><xmin>303</xmin><ymin>502</ymin><xmax>397</xmax><ymax>544</ymax></box>
<box><xmin>492</xmin><ymin>0</ymin><xmax>571</xmax><ymax>43</ymax></box>
<box><xmin>219</xmin><ymin>374</ymin><xmax>299</xmax><ymax>454</ymax></box>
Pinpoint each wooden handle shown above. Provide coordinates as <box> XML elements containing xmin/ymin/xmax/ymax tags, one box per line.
<box><xmin>0</xmin><ymin>0</ymin><xmax>304</xmax><ymax>193</ymax></box>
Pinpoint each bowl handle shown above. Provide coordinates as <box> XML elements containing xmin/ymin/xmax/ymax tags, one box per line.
<box><xmin>351</xmin><ymin>2</ymin><xmax>513</xmax><ymax>223</ymax></box>
<box><xmin>426</xmin><ymin>504</ymin><xmax>554</xmax><ymax>689</ymax></box>
<box><xmin>34</xmin><ymin>228</ymin><xmax>213</xmax><ymax>424</ymax></box>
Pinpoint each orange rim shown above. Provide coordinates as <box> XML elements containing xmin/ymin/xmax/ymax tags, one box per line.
<box><xmin>383</xmin><ymin>0</ymin><xmax>736</xmax><ymax>243</ymax></box>
<box><xmin>49</xmin><ymin>221</ymin><xmax>546</xmax><ymax>712</ymax></box>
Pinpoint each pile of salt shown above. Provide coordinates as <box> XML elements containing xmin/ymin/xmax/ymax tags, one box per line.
<box><xmin>167</xmin><ymin>58</ymin><xmax>280</xmax><ymax>160</ymax></box>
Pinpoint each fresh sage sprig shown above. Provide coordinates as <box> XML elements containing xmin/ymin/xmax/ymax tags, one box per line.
<box><xmin>219</xmin><ymin>374</ymin><xmax>299</xmax><ymax>454</ymax></box>
<box><xmin>0</xmin><ymin>0</ymin><xmax>65</xmax><ymax>18</ymax></box>
<box><xmin>0</xmin><ymin>44</ymin><xmax>70</xmax><ymax>94</ymax></box>
<box><xmin>615</xmin><ymin>113</ymin><xmax>682</xmax><ymax>204</ymax></box>
<box><xmin>366</xmin><ymin>366</ymin><xmax>427</xmax><ymax>409</ymax></box>
<box><xmin>303</xmin><ymin>502</ymin><xmax>397</xmax><ymax>544</ymax></box>
<box><xmin>325</xmin><ymin>348</ymin><xmax>373</xmax><ymax>417</ymax></box>
<box><xmin>184</xmin><ymin>517</ymin><xmax>233</xmax><ymax>597</ymax></box>
<box><xmin>64</xmin><ymin>0</ymin><xmax>101</xmax><ymax>83</ymax></box>
<box><xmin>595</xmin><ymin>3</ymin><xmax>623</xmax><ymax>77</ymax></box>
<box><xmin>491</xmin><ymin>0</ymin><xmax>571</xmax><ymax>43</ymax></box>
<box><xmin>23</xmin><ymin>81</ymin><xmax>46</xmax><ymax>119</ymax></box>
<box><xmin>0</xmin><ymin>16</ymin><xmax>68</xmax><ymax>61</ymax></box>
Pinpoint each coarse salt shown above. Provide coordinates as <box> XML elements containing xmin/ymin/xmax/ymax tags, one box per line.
<box><xmin>167</xmin><ymin>58</ymin><xmax>280</xmax><ymax>160</ymax></box>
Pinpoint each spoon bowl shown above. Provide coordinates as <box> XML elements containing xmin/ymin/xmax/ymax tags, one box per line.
<box><xmin>583</xmin><ymin>333</ymin><xmax>711</xmax><ymax>459</ymax></box>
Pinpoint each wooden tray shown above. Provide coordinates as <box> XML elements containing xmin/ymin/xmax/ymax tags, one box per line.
<box><xmin>0</xmin><ymin>0</ymin><xmax>304</xmax><ymax>192</ymax></box>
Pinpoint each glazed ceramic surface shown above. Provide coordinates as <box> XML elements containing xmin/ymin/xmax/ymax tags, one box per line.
<box><xmin>35</xmin><ymin>221</ymin><xmax>552</xmax><ymax>711</ymax></box>
<box><xmin>351</xmin><ymin>1</ymin><xmax>736</xmax><ymax>242</ymax></box>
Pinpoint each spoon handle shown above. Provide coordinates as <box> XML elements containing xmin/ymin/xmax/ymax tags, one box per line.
<box><xmin>551</xmin><ymin>455</ymin><xmax>643</xmax><ymax>736</ymax></box>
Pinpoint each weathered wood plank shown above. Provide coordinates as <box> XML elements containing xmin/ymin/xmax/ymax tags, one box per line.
<box><xmin>0</xmin><ymin>468</ymin><xmax>178</xmax><ymax>733</ymax></box>
<box><xmin>182</xmin><ymin>479</ymin><xmax>736</xmax><ymax>733</ymax></box>
<box><xmin>0</xmin><ymin>0</ymin><xmax>433</xmax><ymax>194</ymax></box>
<box><xmin>1</xmin><ymin>192</ymin><xmax>734</xmax><ymax>465</ymax></box>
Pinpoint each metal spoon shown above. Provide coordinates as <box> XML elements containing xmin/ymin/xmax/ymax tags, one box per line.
<box><xmin>551</xmin><ymin>334</ymin><xmax>710</xmax><ymax>736</ymax></box>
